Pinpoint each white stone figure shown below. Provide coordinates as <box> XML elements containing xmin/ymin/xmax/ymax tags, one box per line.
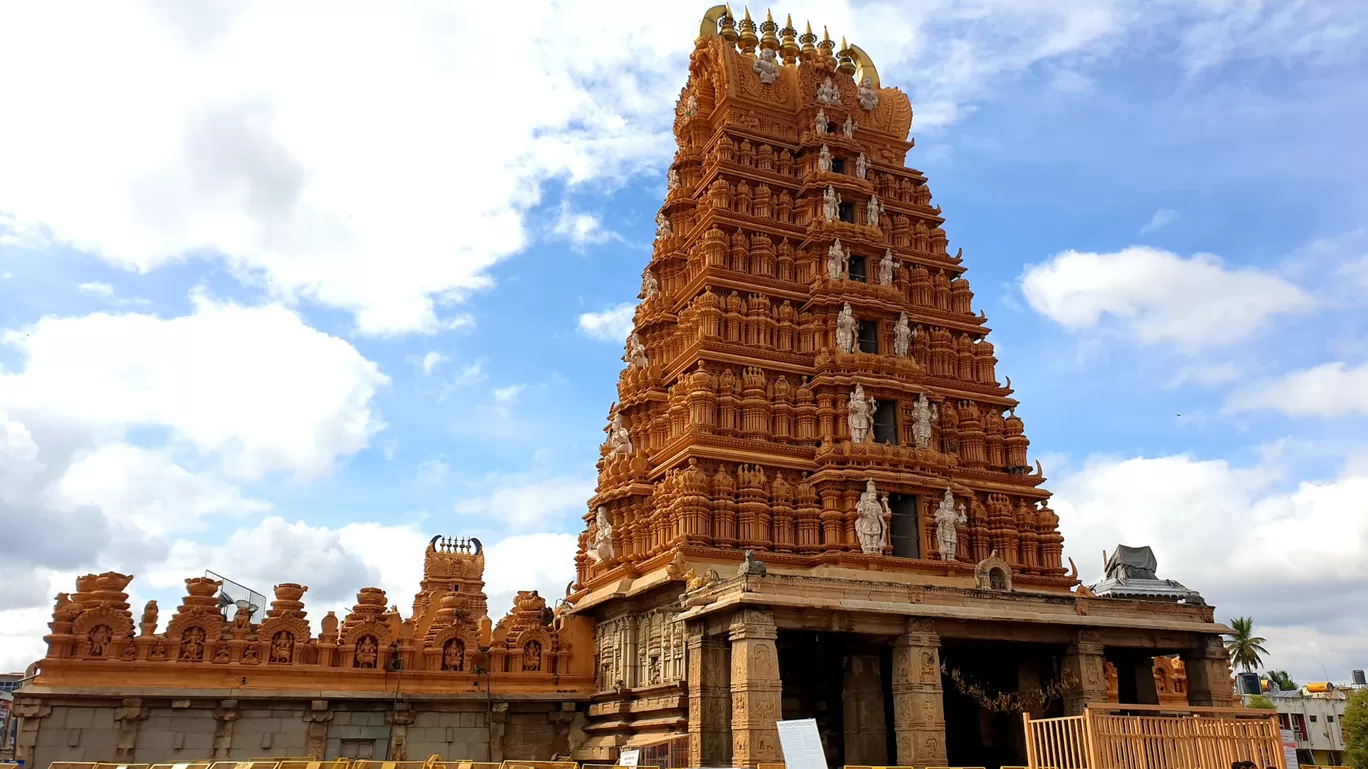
<box><xmin>817</xmin><ymin>76</ymin><xmax>841</xmax><ymax>106</ymax></box>
<box><xmin>843</xmin><ymin>115</ymin><xmax>855</xmax><ymax>139</ymax></box>
<box><xmin>815</xmin><ymin>108</ymin><xmax>829</xmax><ymax>135</ymax></box>
<box><xmin>856</xmin><ymin>152</ymin><xmax>869</xmax><ymax>180</ymax></box>
<box><xmin>641</xmin><ymin>268</ymin><xmax>659</xmax><ymax>299</ymax></box>
<box><xmin>624</xmin><ymin>333</ymin><xmax>648</xmax><ymax>370</ymax></box>
<box><xmin>819</xmin><ymin>144</ymin><xmax>833</xmax><ymax>174</ymax></box>
<box><xmin>934</xmin><ymin>488</ymin><xmax>967</xmax><ymax>561</ymax></box>
<box><xmin>603</xmin><ymin>413</ymin><xmax>633</xmax><ymax>457</ymax></box>
<box><xmin>866</xmin><ymin>196</ymin><xmax>882</xmax><ymax>227</ymax></box>
<box><xmin>855</xmin><ymin>480</ymin><xmax>886</xmax><ymax>554</ymax></box>
<box><xmin>588</xmin><ymin>506</ymin><xmax>615</xmax><ymax>563</ymax></box>
<box><xmin>847</xmin><ymin>384</ymin><xmax>877</xmax><ymax>444</ymax></box>
<box><xmin>753</xmin><ymin>48</ymin><xmax>779</xmax><ymax>84</ymax></box>
<box><xmin>684</xmin><ymin>94</ymin><xmax>698</xmax><ymax>118</ymax></box>
<box><xmin>912</xmin><ymin>393</ymin><xmax>938</xmax><ymax>449</ymax></box>
<box><xmin>666</xmin><ymin>168</ymin><xmax>680</xmax><ymax>192</ymax></box>
<box><xmin>822</xmin><ymin>186</ymin><xmax>841</xmax><ymax>222</ymax></box>
<box><xmin>826</xmin><ymin>239</ymin><xmax>848</xmax><ymax>280</ymax></box>
<box><xmin>879</xmin><ymin>249</ymin><xmax>895</xmax><ymax>285</ymax></box>
<box><xmin>836</xmin><ymin>303</ymin><xmax>857</xmax><ymax>354</ymax></box>
<box><xmin>894</xmin><ymin>312</ymin><xmax>913</xmax><ymax>358</ymax></box>
<box><xmin>858</xmin><ymin>76</ymin><xmax>880</xmax><ymax>111</ymax></box>
<box><xmin>655</xmin><ymin>212</ymin><xmax>672</xmax><ymax>238</ymax></box>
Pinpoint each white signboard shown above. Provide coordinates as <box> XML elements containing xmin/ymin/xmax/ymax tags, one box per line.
<box><xmin>776</xmin><ymin>718</ymin><xmax>828</xmax><ymax>769</ymax></box>
<box><xmin>1280</xmin><ymin>729</ymin><xmax>1299</xmax><ymax>769</ymax></box>
<box><xmin>618</xmin><ymin>749</ymin><xmax>640</xmax><ymax>767</ymax></box>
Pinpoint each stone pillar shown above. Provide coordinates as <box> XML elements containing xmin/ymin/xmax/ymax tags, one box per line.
<box><xmin>212</xmin><ymin>700</ymin><xmax>241</xmax><ymax>758</ymax></box>
<box><xmin>490</xmin><ymin>702</ymin><xmax>509</xmax><ymax>762</ymax></box>
<box><xmin>114</xmin><ymin>698</ymin><xmax>149</xmax><ymax>761</ymax></box>
<box><xmin>891</xmin><ymin>618</ymin><xmax>947</xmax><ymax>767</ymax></box>
<box><xmin>1182</xmin><ymin>635</ymin><xmax>1236</xmax><ymax>707</ymax></box>
<box><xmin>387</xmin><ymin>702</ymin><xmax>415</xmax><ymax>760</ymax></box>
<box><xmin>687</xmin><ymin>623</ymin><xmax>731</xmax><ymax>768</ymax></box>
<box><xmin>729</xmin><ymin>608</ymin><xmax>782</xmax><ymax>768</ymax></box>
<box><xmin>1062</xmin><ymin>630</ymin><xmax>1109</xmax><ymax>715</ymax></box>
<box><xmin>11</xmin><ymin>700</ymin><xmax>51</xmax><ymax>768</ymax></box>
<box><xmin>843</xmin><ymin>654</ymin><xmax>888</xmax><ymax>766</ymax></box>
<box><xmin>304</xmin><ymin>700</ymin><xmax>333</xmax><ymax>760</ymax></box>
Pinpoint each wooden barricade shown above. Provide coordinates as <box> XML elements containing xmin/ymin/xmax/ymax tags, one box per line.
<box><xmin>1023</xmin><ymin>704</ymin><xmax>1285</xmax><ymax>769</ymax></box>
<box><xmin>635</xmin><ymin>736</ymin><xmax>689</xmax><ymax>769</ymax></box>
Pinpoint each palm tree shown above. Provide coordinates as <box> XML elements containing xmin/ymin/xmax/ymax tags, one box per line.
<box><xmin>1225</xmin><ymin>617</ymin><xmax>1270</xmax><ymax>673</ymax></box>
<box><xmin>1267</xmin><ymin>670</ymin><xmax>1298</xmax><ymax>692</ymax></box>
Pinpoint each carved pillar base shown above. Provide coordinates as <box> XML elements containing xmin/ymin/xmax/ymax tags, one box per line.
<box><xmin>114</xmin><ymin>698</ymin><xmax>148</xmax><ymax>761</ymax></box>
<box><xmin>387</xmin><ymin>703</ymin><xmax>415</xmax><ymax>760</ymax></box>
<box><xmin>892</xmin><ymin>618</ymin><xmax>947</xmax><ymax>767</ymax></box>
<box><xmin>1063</xmin><ymin>631</ymin><xmax>1109</xmax><ymax>715</ymax></box>
<box><xmin>213</xmin><ymin>700</ymin><xmax>241</xmax><ymax>758</ymax></box>
<box><xmin>729</xmin><ymin>609</ymin><xmax>782</xmax><ymax>768</ymax></box>
<box><xmin>1182</xmin><ymin>635</ymin><xmax>1237</xmax><ymax>707</ymax></box>
<box><xmin>843</xmin><ymin>654</ymin><xmax>888</xmax><ymax>766</ymax></box>
<box><xmin>490</xmin><ymin>702</ymin><xmax>510</xmax><ymax>762</ymax></box>
<box><xmin>687</xmin><ymin>622</ymin><xmax>731</xmax><ymax>768</ymax></box>
<box><xmin>304</xmin><ymin>700</ymin><xmax>333</xmax><ymax>760</ymax></box>
<box><xmin>12</xmin><ymin>700</ymin><xmax>51</xmax><ymax>767</ymax></box>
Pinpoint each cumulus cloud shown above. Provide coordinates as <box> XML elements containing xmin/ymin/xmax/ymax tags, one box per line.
<box><xmin>550</xmin><ymin>201</ymin><xmax>621</xmax><ymax>251</ymax></box>
<box><xmin>77</xmin><ymin>281</ymin><xmax>115</xmax><ymax>296</ymax></box>
<box><xmin>418</xmin><ymin>351</ymin><xmax>448</xmax><ymax>375</ymax></box>
<box><xmin>1225</xmin><ymin>361</ymin><xmax>1368</xmax><ymax>417</ymax></box>
<box><xmin>577</xmin><ymin>303</ymin><xmax>636</xmax><ymax>342</ymax></box>
<box><xmin>1020</xmin><ymin>246</ymin><xmax>1314</xmax><ymax>349</ymax></box>
<box><xmin>1139</xmin><ymin>208</ymin><xmax>1178</xmax><ymax>234</ymax></box>
<box><xmin>454</xmin><ymin>472</ymin><xmax>594</xmax><ymax>532</ymax></box>
<box><xmin>483</xmin><ymin>533</ymin><xmax>579</xmax><ymax>618</ymax></box>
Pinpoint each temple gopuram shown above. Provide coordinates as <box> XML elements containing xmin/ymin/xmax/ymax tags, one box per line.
<box><xmin>11</xmin><ymin>7</ymin><xmax>1237</xmax><ymax>769</ymax></box>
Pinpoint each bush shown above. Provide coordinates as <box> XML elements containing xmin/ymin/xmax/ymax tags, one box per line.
<box><xmin>1346</xmin><ymin>687</ymin><xmax>1368</xmax><ymax>769</ymax></box>
<box><xmin>1246</xmin><ymin>694</ymin><xmax>1275</xmax><ymax>710</ymax></box>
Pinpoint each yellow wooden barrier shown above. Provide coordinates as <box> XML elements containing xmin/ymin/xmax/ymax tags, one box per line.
<box><xmin>1024</xmin><ymin>704</ymin><xmax>1286</xmax><ymax>769</ymax></box>
<box><xmin>496</xmin><ymin>762</ymin><xmax>576</xmax><ymax>769</ymax></box>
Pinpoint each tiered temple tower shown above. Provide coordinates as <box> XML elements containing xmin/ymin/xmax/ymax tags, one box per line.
<box><xmin>567</xmin><ymin>6</ymin><xmax>1236</xmax><ymax>768</ymax></box>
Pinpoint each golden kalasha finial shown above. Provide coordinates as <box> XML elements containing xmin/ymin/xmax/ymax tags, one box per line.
<box><xmin>799</xmin><ymin>20</ymin><xmax>817</xmax><ymax>56</ymax></box>
<box><xmin>837</xmin><ymin>36</ymin><xmax>858</xmax><ymax>75</ymax></box>
<box><xmin>738</xmin><ymin>6</ymin><xmax>759</xmax><ymax>54</ymax></box>
<box><xmin>720</xmin><ymin>4</ymin><xmax>739</xmax><ymax>44</ymax></box>
<box><xmin>819</xmin><ymin>25</ymin><xmax>836</xmax><ymax>56</ymax></box>
<box><xmin>780</xmin><ymin>13</ymin><xmax>799</xmax><ymax>64</ymax></box>
<box><xmin>759</xmin><ymin>8</ymin><xmax>780</xmax><ymax>52</ymax></box>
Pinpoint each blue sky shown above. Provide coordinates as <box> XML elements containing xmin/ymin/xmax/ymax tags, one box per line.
<box><xmin>1</xmin><ymin>1</ymin><xmax>1366</xmax><ymax>685</ymax></box>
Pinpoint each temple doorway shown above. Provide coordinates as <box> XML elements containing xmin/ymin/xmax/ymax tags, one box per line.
<box><xmin>940</xmin><ymin>640</ymin><xmax>1068</xmax><ymax>769</ymax></box>
<box><xmin>776</xmin><ymin>630</ymin><xmax>895</xmax><ymax>768</ymax></box>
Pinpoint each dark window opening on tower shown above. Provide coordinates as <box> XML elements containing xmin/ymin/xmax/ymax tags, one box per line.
<box><xmin>873</xmin><ymin>399</ymin><xmax>898</xmax><ymax>444</ymax></box>
<box><xmin>858</xmin><ymin>321</ymin><xmax>879</xmax><ymax>354</ymax></box>
<box><xmin>889</xmin><ymin>493</ymin><xmax>920</xmax><ymax>558</ymax></box>
<box><xmin>831</xmin><ymin>157</ymin><xmax>846</xmax><ymax>174</ymax></box>
<box><xmin>848</xmin><ymin>255</ymin><xmax>867</xmax><ymax>282</ymax></box>
<box><xmin>838</xmin><ymin>202</ymin><xmax>855</xmax><ymax>223</ymax></box>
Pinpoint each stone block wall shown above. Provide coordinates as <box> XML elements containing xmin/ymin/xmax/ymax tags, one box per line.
<box><xmin>407</xmin><ymin>708</ymin><xmax>490</xmax><ymax>761</ymax></box>
<box><xmin>134</xmin><ymin>707</ymin><xmax>216</xmax><ymax>760</ymax></box>
<box><xmin>30</xmin><ymin>705</ymin><xmax>120</xmax><ymax>766</ymax></box>
<box><xmin>229</xmin><ymin>706</ymin><xmax>309</xmax><ymax>759</ymax></box>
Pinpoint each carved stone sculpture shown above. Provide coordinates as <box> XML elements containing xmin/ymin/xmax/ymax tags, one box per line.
<box><xmin>843</xmin><ymin>115</ymin><xmax>855</xmax><ymax>139</ymax></box>
<box><xmin>894</xmin><ymin>312</ymin><xmax>913</xmax><ymax>358</ymax></box>
<box><xmin>624</xmin><ymin>333</ymin><xmax>648</xmax><ymax>370</ymax></box>
<box><xmin>815</xmin><ymin>108</ymin><xmax>829</xmax><ymax>135</ymax></box>
<box><xmin>641</xmin><ymin>268</ymin><xmax>659</xmax><ymax>299</ymax></box>
<box><xmin>856</xmin><ymin>152</ymin><xmax>868</xmax><ymax>180</ymax></box>
<box><xmin>603</xmin><ymin>413</ymin><xmax>633</xmax><ymax>457</ymax></box>
<box><xmin>867</xmin><ymin>195</ymin><xmax>882</xmax><ymax>227</ymax></box>
<box><xmin>879</xmin><ymin>248</ymin><xmax>895</xmax><ymax>285</ymax></box>
<box><xmin>836</xmin><ymin>303</ymin><xmax>857</xmax><ymax>353</ymax></box>
<box><xmin>855</xmin><ymin>480</ymin><xmax>887</xmax><ymax>554</ymax></box>
<box><xmin>738</xmin><ymin>550</ymin><xmax>767</xmax><ymax>576</ymax></box>
<box><xmin>858</xmin><ymin>76</ymin><xmax>879</xmax><ymax>110</ymax></box>
<box><xmin>684</xmin><ymin>93</ymin><xmax>697</xmax><ymax>118</ymax></box>
<box><xmin>912</xmin><ymin>393</ymin><xmax>938</xmax><ymax>449</ymax></box>
<box><xmin>655</xmin><ymin>212</ymin><xmax>672</xmax><ymax>238</ymax></box>
<box><xmin>753</xmin><ymin>48</ymin><xmax>779</xmax><ymax>84</ymax></box>
<box><xmin>826</xmin><ymin>238</ymin><xmax>847</xmax><ymax>280</ymax></box>
<box><xmin>588</xmin><ymin>506</ymin><xmax>615</xmax><ymax>564</ymax></box>
<box><xmin>819</xmin><ymin>144</ymin><xmax>832</xmax><ymax>173</ymax></box>
<box><xmin>935</xmin><ymin>488</ymin><xmax>967</xmax><ymax>561</ymax></box>
<box><xmin>847</xmin><ymin>384</ymin><xmax>876</xmax><ymax>444</ymax></box>
<box><xmin>822</xmin><ymin>186</ymin><xmax>841</xmax><ymax>222</ymax></box>
<box><xmin>666</xmin><ymin>168</ymin><xmax>680</xmax><ymax>192</ymax></box>
<box><xmin>816</xmin><ymin>76</ymin><xmax>841</xmax><ymax>106</ymax></box>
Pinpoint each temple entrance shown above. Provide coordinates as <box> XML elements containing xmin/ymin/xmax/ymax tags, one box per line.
<box><xmin>777</xmin><ymin>631</ymin><xmax>895</xmax><ymax>768</ymax></box>
<box><xmin>940</xmin><ymin>640</ymin><xmax>1068</xmax><ymax>769</ymax></box>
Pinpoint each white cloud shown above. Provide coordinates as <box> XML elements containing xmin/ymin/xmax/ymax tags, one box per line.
<box><xmin>1052</xmin><ymin>451</ymin><xmax>1368</xmax><ymax>682</ymax></box>
<box><xmin>77</xmin><ymin>281</ymin><xmax>115</xmax><ymax>296</ymax></box>
<box><xmin>1049</xmin><ymin>69</ymin><xmax>1095</xmax><ymax>94</ymax></box>
<box><xmin>419</xmin><ymin>351</ymin><xmax>448</xmax><ymax>375</ymax></box>
<box><xmin>415</xmin><ymin>459</ymin><xmax>448</xmax><ymax>487</ymax></box>
<box><xmin>482</xmin><ymin>532</ymin><xmax>579</xmax><ymax>619</ymax></box>
<box><xmin>493</xmin><ymin>384</ymin><xmax>527</xmax><ymax>404</ymax></box>
<box><xmin>1020</xmin><ymin>246</ymin><xmax>1315</xmax><ymax>349</ymax></box>
<box><xmin>0</xmin><ymin>295</ymin><xmax>388</xmax><ymax>480</ymax></box>
<box><xmin>1139</xmin><ymin>207</ymin><xmax>1178</xmax><ymax>234</ymax></box>
<box><xmin>577</xmin><ymin>303</ymin><xmax>635</xmax><ymax>342</ymax></box>
<box><xmin>1225</xmin><ymin>361</ymin><xmax>1368</xmax><ymax>417</ymax></box>
<box><xmin>550</xmin><ymin>201</ymin><xmax>620</xmax><ymax>251</ymax></box>
<box><xmin>454</xmin><ymin>472</ymin><xmax>594</xmax><ymax>531</ymax></box>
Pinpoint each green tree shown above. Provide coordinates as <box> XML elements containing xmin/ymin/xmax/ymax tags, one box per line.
<box><xmin>1225</xmin><ymin>617</ymin><xmax>1269</xmax><ymax>673</ymax></box>
<box><xmin>1267</xmin><ymin>669</ymin><xmax>1297</xmax><ymax>692</ymax></box>
<box><xmin>1345</xmin><ymin>687</ymin><xmax>1368</xmax><ymax>769</ymax></box>
<box><xmin>1246</xmin><ymin>694</ymin><xmax>1275</xmax><ymax>710</ymax></box>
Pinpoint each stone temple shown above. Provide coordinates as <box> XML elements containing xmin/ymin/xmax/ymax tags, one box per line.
<box><xmin>10</xmin><ymin>7</ymin><xmax>1236</xmax><ymax>769</ymax></box>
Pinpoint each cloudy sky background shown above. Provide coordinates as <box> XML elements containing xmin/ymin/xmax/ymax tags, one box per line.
<box><xmin>2</xmin><ymin>0</ymin><xmax>1366</xmax><ymax>683</ymax></box>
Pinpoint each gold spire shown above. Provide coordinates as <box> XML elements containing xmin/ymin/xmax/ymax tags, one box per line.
<box><xmin>818</xmin><ymin>25</ymin><xmax>836</xmax><ymax>56</ymax></box>
<box><xmin>799</xmin><ymin>19</ymin><xmax>818</xmax><ymax>59</ymax></box>
<box><xmin>719</xmin><ymin>3</ymin><xmax>739</xmax><ymax>44</ymax></box>
<box><xmin>837</xmin><ymin>35</ymin><xmax>857</xmax><ymax>75</ymax></box>
<box><xmin>738</xmin><ymin>5</ymin><xmax>759</xmax><ymax>54</ymax></box>
<box><xmin>779</xmin><ymin>13</ymin><xmax>799</xmax><ymax>64</ymax></box>
<box><xmin>759</xmin><ymin>7</ymin><xmax>780</xmax><ymax>52</ymax></box>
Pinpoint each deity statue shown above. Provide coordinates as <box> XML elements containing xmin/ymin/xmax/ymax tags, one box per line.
<box><xmin>270</xmin><ymin>631</ymin><xmax>294</xmax><ymax>664</ymax></box>
<box><xmin>242</xmin><ymin>643</ymin><xmax>258</xmax><ymax>662</ymax></box>
<box><xmin>855</xmin><ymin>480</ymin><xmax>887</xmax><ymax>554</ymax></box>
<box><xmin>822</xmin><ymin>186</ymin><xmax>841</xmax><ymax>222</ymax></box>
<box><xmin>443</xmin><ymin>639</ymin><xmax>465</xmax><ymax>671</ymax></box>
<box><xmin>894</xmin><ymin>312</ymin><xmax>913</xmax><ymax>358</ymax></box>
<box><xmin>684</xmin><ymin>93</ymin><xmax>698</xmax><ymax>118</ymax></box>
<box><xmin>232</xmin><ymin>604</ymin><xmax>252</xmax><ymax>635</ymax></box>
<box><xmin>655</xmin><ymin>211</ymin><xmax>672</xmax><ymax>238</ymax></box>
<box><xmin>603</xmin><ymin>413</ymin><xmax>633</xmax><ymax>457</ymax></box>
<box><xmin>934</xmin><ymin>488</ymin><xmax>967</xmax><ymax>561</ymax></box>
<box><xmin>859</xmin><ymin>75</ymin><xmax>880</xmax><ymax>110</ymax></box>
<box><xmin>856</xmin><ymin>152</ymin><xmax>869</xmax><ymax>180</ymax></box>
<box><xmin>847</xmin><ymin>384</ymin><xmax>877</xmax><ymax>444</ymax></box>
<box><xmin>843</xmin><ymin>115</ymin><xmax>855</xmax><ymax>138</ymax></box>
<box><xmin>355</xmin><ymin>636</ymin><xmax>379</xmax><ymax>668</ymax></box>
<box><xmin>753</xmin><ymin>48</ymin><xmax>779</xmax><ymax>84</ymax></box>
<box><xmin>819</xmin><ymin>144</ymin><xmax>832</xmax><ymax>173</ymax></box>
<box><xmin>815</xmin><ymin>108</ymin><xmax>829</xmax><ymax>135</ymax></box>
<box><xmin>87</xmin><ymin>625</ymin><xmax>112</xmax><ymax>657</ymax></box>
<box><xmin>867</xmin><ymin>195</ymin><xmax>882</xmax><ymax>227</ymax></box>
<box><xmin>140</xmin><ymin>600</ymin><xmax>158</xmax><ymax>634</ymax></box>
<box><xmin>826</xmin><ymin>239</ymin><xmax>848</xmax><ymax>280</ymax></box>
<box><xmin>180</xmin><ymin>627</ymin><xmax>206</xmax><ymax>662</ymax></box>
<box><xmin>588</xmin><ymin>506</ymin><xmax>615</xmax><ymax>564</ymax></box>
<box><xmin>879</xmin><ymin>248</ymin><xmax>895</xmax><ymax>285</ymax></box>
<box><xmin>836</xmin><ymin>303</ymin><xmax>857</xmax><ymax>353</ymax></box>
<box><xmin>640</xmin><ymin>268</ymin><xmax>659</xmax><ymax>299</ymax></box>
<box><xmin>666</xmin><ymin>168</ymin><xmax>680</xmax><ymax>192</ymax></box>
<box><xmin>624</xmin><ymin>333</ymin><xmax>648</xmax><ymax>370</ymax></box>
<box><xmin>816</xmin><ymin>76</ymin><xmax>841</xmax><ymax>106</ymax></box>
<box><xmin>912</xmin><ymin>393</ymin><xmax>938</xmax><ymax>449</ymax></box>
